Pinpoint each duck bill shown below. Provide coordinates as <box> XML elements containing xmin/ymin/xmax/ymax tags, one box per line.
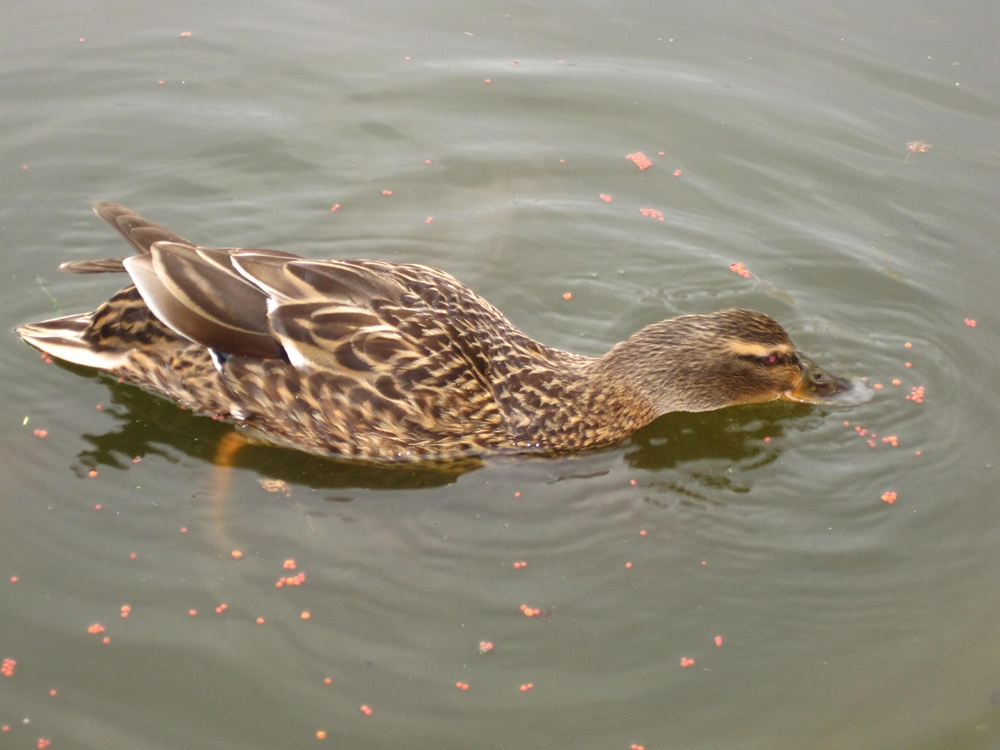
<box><xmin>781</xmin><ymin>356</ymin><xmax>856</xmax><ymax>404</ymax></box>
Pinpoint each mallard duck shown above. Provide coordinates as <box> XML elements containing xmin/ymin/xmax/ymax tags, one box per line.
<box><xmin>17</xmin><ymin>203</ymin><xmax>866</xmax><ymax>460</ymax></box>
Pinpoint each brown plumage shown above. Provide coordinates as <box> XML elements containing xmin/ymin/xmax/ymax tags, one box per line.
<box><xmin>16</xmin><ymin>202</ymin><xmax>863</xmax><ymax>461</ymax></box>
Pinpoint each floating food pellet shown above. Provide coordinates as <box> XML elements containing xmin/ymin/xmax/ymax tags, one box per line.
<box><xmin>38</xmin><ymin>739</ymin><xmax>51</xmax><ymax>749</ymax></box>
<box><xmin>673</xmin><ymin>169</ymin><xmax>682</xmax><ymax>176</ymax></box>
<box><xmin>316</xmin><ymin>730</ymin><xmax>327</xmax><ymax>739</ymax></box>
<box><xmin>301</xmin><ymin>611</ymin><xmax>311</xmax><ymax>620</ymax></box>
<box><xmin>49</xmin><ymin>689</ymin><xmax>57</xmax><ymax>696</ymax></box>
<box><xmin>330</xmin><ymin>204</ymin><xmax>340</xmax><ymax>212</ymax></box>
<box><xmin>455</xmin><ymin>682</ymin><xmax>469</xmax><ymax>690</ymax></box>
<box><xmin>513</xmin><ymin>561</ymin><xmax>527</xmax><ymax>569</ymax></box>
<box><xmin>180</xmin><ymin>527</ymin><xmax>188</xmax><ymax>533</ymax></box>
<box><xmin>513</xmin><ymin>491</ymin><xmax>521</xmax><ymax>498</ymax></box>
<box><xmin>904</xmin><ymin>342</ymin><xmax>912</xmax><ymax>348</ymax></box>
<box><xmin>881</xmin><ymin>491</ymin><xmax>897</xmax><ymax>505</ymax></box>
<box><xmin>479</xmin><ymin>641</ymin><xmax>494</xmax><ymax>653</ymax></box>
<box><xmin>729</xmin><ymin>262</ymin><xmax>751</xmax><ymax>279</ymax></box>
<box><xmin>231</xmin><ymin>550</ymin><xmax>243</xmax><ymax>559</ymax></box>
<box><xmin>180</xmin><ymin>31</ymin><xmax>192</xmax><ymax>37</ymax></box>
<box><xmin>120</xmin><ymin>605</ymin><xmax>131</xmax><ymax>618</ymax></box>
<box><xmin>639</xmin><ymin>530</ymin><xmax>647</xmax><ymax>536</ymax></box>
<box><xmin>630</xmin><ymin>479</ymin><xmax>637</xmax><ymax>486</ymax></box>
<box><xmin>763</xmin><ymin>436</ymin><xmax>771</xmax><ymax>443</ymax></box>
<box><xmin>626</xmin><ymin>152</ymin><xmax>652</xmax><ymax>170</ymax></box>
<box><xmin>680</xmin><ymin>657</ymin><xmax>695</xmax><ymax>668</ymax></box>
<box><xmin>283</xmin><ymin>559</ymin><xmax>296</xmax><ymax>570</ymax></box>
<box><xmin>872</xmin><ymin>383</ymin><xmax>883</xmax><ymax>390</ymax></box>
<box><xmin>88</xmin><ymin>470</ymin><xmax>98</xmax><ymax>478</ymax></box>
<box><xmin>519</xmin><ymin>683</ymin><xmax>533</xmax><ymax>692</ymax></box>
<box><xmin>1</xmin><ymin>658</ymin><xmax>15</xmax><ymax>677</ymax></box>
<box><xmin>360</xmin><ymin>705</ymin><xmax>373</xmax><ymax>715</ymax></box>
<box><xmin>87</xmin><ymin>624</ymin><xmax>105</xmax><ymax>634</ymax></box>
<box><xmin>639</xmin><ymin>207</ymin><xmax>664</xmax><ymax>221</ymax></box>
<box><xmin>905</xmin><ymin>362</ymin><xmax>912</xmax><ymax>368</ymax></box>
<box><xmin>892</xmin><ymin>379</ymin><xmax>902</xmax><ymax>386</ymax></box>
<box><xmin>215</xmin><ymin>604</ymin><xmax>227</xmax><ymax>614</ymax></box>
<box><xmin>631</xmin><ymin>745</ymin><xmax>645</xmax><ymax>750</ymax></box>
<box><xmin>625</xmin><ymin>562</ymin><xmax>632</xmax><ymax>569</ymax></box>
<box><xmin>562</xmin><ymin>292</ymin><xmax>572</xmax><ymax>300</ymax></box>
<box><xmin>256</xmin><ymin>617</ymin><xmax>265</xmax><ymax>625</ymax></box>
<box><xmin>906</xmin><ymin>140</ymin><xmax>932</xmax><ymax>154</ymax></box>
<box><xmin>484</xmin><ymin>79</ymin><xmax>492</xmax><ymax>84</ymax></box>
<box><xmin>33</xmin><ymin>429</ymin><xmax>47</xmax><ymax>438</ymax></box>
<box><xmin>425</xmin><ymin>217</ymin><xmax>433</xmax><ymax>224</ymax></box>
<box><xmin>965</xmin><ymin>318</ymin><xmax>977</xmax><ymax>327</ymax></box>
<box><xmin>10</xmin><ymin>577</ymin><xmax>18</xmax><ymax>583</ymax></box>
<box><xmin>188</xmin><ymin>609</ymin><xmax>197</xmax><ymax>616</ymax></box>
<box><xmin>102</xmin><ymin>637</ymin><xmax>110</xmax><ymax>644</ymax></box>
<box><xmin>424</xmin><ymin>160</ymin><xmax>431</xmax><ymax>165</ymax></box>
<box><xmin>94</xmin><ymin>504</ymin><xmax>102</xmax><ymax>510</ymax></box>
<box><xmin>599</xmin><ymin>194</ymin><xmax>612</xmax><ymax>202</ymax></box>
<box><xmin>381</xmin><ymin>190</ymin><xmax>392</xmax><ymax>196</ymax></box>
<box><xmin>714</xmin><ymin>636</ymin><xmax>723</xmax><ymax>647</ymax></box>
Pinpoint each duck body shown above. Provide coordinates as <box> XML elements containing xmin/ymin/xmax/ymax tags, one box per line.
<box><xmin>17</xmin><ymin>203</ymin><xmax>859</xmax><ymax>461</ymax></box>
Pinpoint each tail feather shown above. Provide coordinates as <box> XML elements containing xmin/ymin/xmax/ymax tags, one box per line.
<box><xmin>17</xmin><ymin>314</ymin><xmax>129</xmax><ymax>371</ymax></box>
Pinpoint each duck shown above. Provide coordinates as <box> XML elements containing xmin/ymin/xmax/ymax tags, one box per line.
<box><xmin>16</xmin><ymin>202</ymin><xmax>864</xmax><ymax>461</ymax></box>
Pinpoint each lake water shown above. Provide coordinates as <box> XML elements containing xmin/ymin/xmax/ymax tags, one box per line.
<box><xmin>2</xmin><ymin>1</ymin><xmax>1000</xmax><ymax>748</ymax></box>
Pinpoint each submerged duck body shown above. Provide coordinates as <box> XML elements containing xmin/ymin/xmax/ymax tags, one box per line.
<box><xmin>17</xmin><ymin>203</ymin><xmax>860</xmax><ymax>460</ymax></box>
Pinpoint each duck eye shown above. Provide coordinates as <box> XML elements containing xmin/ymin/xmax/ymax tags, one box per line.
<box><xmin>766</xmin><ymin>354</ymin><xmax>777</xmax><ymax>364</ymax></box>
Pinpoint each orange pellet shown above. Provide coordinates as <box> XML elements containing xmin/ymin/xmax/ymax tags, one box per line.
<box><xmin>102</xmin><ymin>637</ymin><xmax>110</xmax><ymax>644</ymax></box>
<box><xmin>215</xmin><ymin>604</ymin><xmax>228</xmax><ymax>614</ymax></box>
<box><xmin>49</xmin><ymin>689</ymin><xmax>57</xmax><ymax>696</ymax></box>
<box><xmin>360</xmin><ymin>705</ymin><xmax>373</xmax><ymax>715</ymax></box>
<box><xmin>513</xmin><ymin>561</ymin><xmax>527</xmax><ymax>569</ymax></box>
<box><xmin>729</xmin><ymin>262</ymin><xmax>751</xmax><ymax>279</ymax></box>
<box><xmin>38</xmin><ymin>739</ymin><xmax>51</xmax><ymax>749</ymax></box>
<box><xmin>180</xmin><ymin>527</ymin><xmax>188</xmax><ymax>533</ymax></box>
<box><xmin>231</xmin><ymin>550</ymin><xmax>243</xmax><ymax>559</ymax></box>
<box><xmin>381</xmin><ymin>190</ymin><xmax>392</xmax><ymax>196</ymax></box>
<box><xmin>680</xmin><ymin>657</ymin><xmax>695</xmax><ymax>668</ymax></box>
<box><xmin>188</xmin><ymin>609</ymin><xmax>197</xmax><ymax>616</ymax></box>
<box><xmin>673</xmin><ymin>169</ymin><xmax>682</xmax><ymax>176</ymax></box>
<box><xmin>892</xmin><ymin>379</ymin><xmax>902</xmax><ymax>386</ymax></box>
<box><xmin>715</xmin><ymin>636</ymin><xmax>723</xmax><ymax>647</ymax></box>
<box><xmin>626</xmin><ymin>152</ymin><xmax>652</xmax><ymax>170</ymax></box>
<box><xmin>316</xmin><ymin>730</ymin><xmax>327</xmax><ymax>739</ymax></box>
<box><xmin>519</xmin><ymin>683</ymin><xmax>533</xmax><ymax>692</ymax></box>
<box><xmin>513</xmin><ymin>491</ymin><xmax>521</xmax><ymax>498</ymax></box>
<box><xmin>1</xmin><ymin>658</ymin><xmax>15</xmax><ymax>677</ymax></box>
<box><xmin>33</xmin><ymin>429</ymin><xmax>47</xmax><ymax>438</ymax></box>
<box><xmin>283</xmin><ymin>559</ymin><xmax>296</xmax><ymax>570</ymax></box>
<box><xmin>905</xmin><ymin>362</ymin><xmax>912</xmax><ymax>368</ymax></box>
<box><xmin>88</xmin><ymin>469</ymin><xmax>98</xmax><ymax>478</ymax></box>
<box><xmin>639</xmin><ymin>530</ymin><xmax>647</xmax><ymax>536</ymax></box>
<box><xmin>625</xmin><ymin>562</ymin><xmax>632</xmax><ymax>569</ymax></box>
<box><xmin>630</xmin><ymin>479</ymin><xmax>637</xmax><ymax>486</ymax></box>
<box><xmin>881</xmin><ymin>491</ymin><xmax>897</xmax><ymax>505</ymax></box>
<box><xmin>425</xmin><ymin>217</ymin><xmax>433</xmax><ymax>224</ymax></box>
<box><xmin>330</xmin><ymin>204</ymin><xmax>340</xmax><ymax>212</ymax></box>
<box><xmin>180</xmin><ymin>31</ymin><xmax>191</xmax><ymax>37</ymax></box>
<box><xmin>964</xmin><ymin>318</ymin><xmax>977</xmax><ymax>327</ymax></box>
<box><xmin>120</xmin><ymin>605</ymin><xmax>131</xmax><ymax>618</ymax></box>
<box><xmin>10</xmin><ymin>577</ymin><xmax>17</xmax><ymax>583</ymax></box>
<box><xmin>256</xmin><ymin>617</ymin><xmax>265</xmax><ymax>625</ymax></box>
<box><xmin>639</xmin><ymin>207</ymin><xmax>664</xmax><ymax>221</ymax></box>
<box><xmin>87</xmin><ymin>624</ymin><xmax>105</xmax><ymax>635</ymax></box>
<box><xmin>904</xmin><ymin>342</ymin><xmax>912</xmax><ymax>348</ymax></box>
<box><xmin>455</xmin><ymin>682</ymin><xmax>469</xmax><ymax>690</ymax></box>
<box><xmin>301</xmin><ymin>611</ymin><xmax>311</xmax><ymax>620</ymax></box>
<box><xmin>562</xmin><ymin>292</ymin><xmax>572</xmax><ymax>300</ymax></box>
<box><xmin>479</xmin><ymin>642</ymin><xmax>494</xmax><ymax>653</ymax></box>
<box><xmin>599</xmin><ymin>194</ymin><xmax>612</xmax><ymax>202</ymax></box>
<box><xmin>872</xmin><ymin>383</ymin><xmax>883</xmax><ymax>390</ymax></box>
<box><xmin>632</xmin><ymin>745</ymin><xmax>645</xmax><ymax>750</ymax></box>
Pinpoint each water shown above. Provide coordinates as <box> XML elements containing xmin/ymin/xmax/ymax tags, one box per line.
<box><xmin>2</xmin><ymin>1</ymin><xmax>1000</xmax><ymax>748</ymax></box>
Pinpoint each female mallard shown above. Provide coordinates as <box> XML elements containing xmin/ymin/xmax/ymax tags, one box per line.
<box><xmin>17</xmin><ymin>203</ymin><xmax>865</xmax><ymax>460</ymax></box>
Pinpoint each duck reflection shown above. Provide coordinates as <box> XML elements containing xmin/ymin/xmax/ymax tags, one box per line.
<box><xmin>70</xmin><ymin>366</ymin><xmax>817</xmax><ymax>494</ymax></box>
